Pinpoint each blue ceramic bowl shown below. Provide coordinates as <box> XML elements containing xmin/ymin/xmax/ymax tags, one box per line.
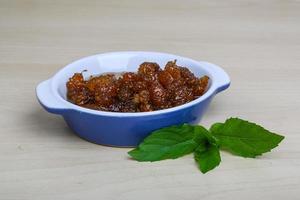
<box><xmin>36</xmin><ymin>51</ymin><xmax>230</xmax><ymax>147</ymax></box>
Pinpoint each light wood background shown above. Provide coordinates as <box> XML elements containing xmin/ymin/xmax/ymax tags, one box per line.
<box><xmin>1</xmin><ymin>0</ymin><xmax>299</xmax><ymax>199</ymax></box>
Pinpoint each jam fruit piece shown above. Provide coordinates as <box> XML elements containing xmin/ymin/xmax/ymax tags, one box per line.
<box><xmin>66</xmin><ymin>73</ymin><xmax>90</xmax><ymax>105</ymax></box>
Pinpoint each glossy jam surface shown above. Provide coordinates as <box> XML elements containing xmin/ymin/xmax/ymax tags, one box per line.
<box><xmin>66</xmin><ymin>60</ymin><xmax>209</xmax><ymax>112</ymax></box>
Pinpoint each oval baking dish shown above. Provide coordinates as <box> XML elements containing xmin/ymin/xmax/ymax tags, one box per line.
<box><xmin>36</xmin><ymin>51</ymin><xmax>230</xmax><ymax>147</ymax></box>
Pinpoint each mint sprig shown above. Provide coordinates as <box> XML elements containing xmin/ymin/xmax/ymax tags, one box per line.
<box><xmin>128</xmin><ymin>118</ymin><xmax>285</xmax><ymax>173</ymax></box>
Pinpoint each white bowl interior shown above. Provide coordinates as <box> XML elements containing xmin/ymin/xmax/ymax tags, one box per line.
<box><xmin>53</xmin><ymin>52</ymin><xmax>211</xmax><ymax>100</ymax></box>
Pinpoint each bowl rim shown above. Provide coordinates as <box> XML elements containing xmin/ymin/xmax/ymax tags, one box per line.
<box><xmin>48</xmin><ymin>51</ymin><xmax>230</xmax><ymax>117</ymax></box>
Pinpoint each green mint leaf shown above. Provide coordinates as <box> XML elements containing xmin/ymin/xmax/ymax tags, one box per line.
<box><xmin>210</xmin><ymin>118</ymin><xmax>285</xmax><ymax>158</ymax></box>
<box><xmin>193</xmin><ymin>125</ymin><xmax>210</xmax><ymax>144</ymax></box>
<box><xmin>194</xmin><ymin>143</ymin><xmax>221</xmax><ymax>173</ymax></box>
<box><xmin>128</xmin><ymin>124</ymin><xmax>208</xmax><ymax>162</ymax></box>
<box><xmin>195</xmin><ymin>125</ymin><xmax>219</xmax><ymax>146</ymax></box>
<box><xmin>209</xmin><ymin>122</ymin><xmax>223</xmax><ymax>132</ymax></box>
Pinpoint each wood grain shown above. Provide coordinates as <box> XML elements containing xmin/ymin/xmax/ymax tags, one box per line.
<box><xmin>0</xmin><ymin>0</ymin><xmax>299</xmax><ymax>199</ymax></box>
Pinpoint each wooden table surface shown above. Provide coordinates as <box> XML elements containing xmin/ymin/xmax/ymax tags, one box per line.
<box><xmin>1</xmin><ymin>0</ymin><xmax>299</xmax><ymax>199</ymax></box>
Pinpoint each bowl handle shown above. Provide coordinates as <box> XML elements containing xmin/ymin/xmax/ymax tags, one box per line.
<box><xmin>36</xmin><ymin>79</ymin><xmax>68</xmax><ymax>115</ymax></box>
<box><xmin>201</xmin><ymin>62</ymin><xmax>230</xmax><ymax>94</ymax></box>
